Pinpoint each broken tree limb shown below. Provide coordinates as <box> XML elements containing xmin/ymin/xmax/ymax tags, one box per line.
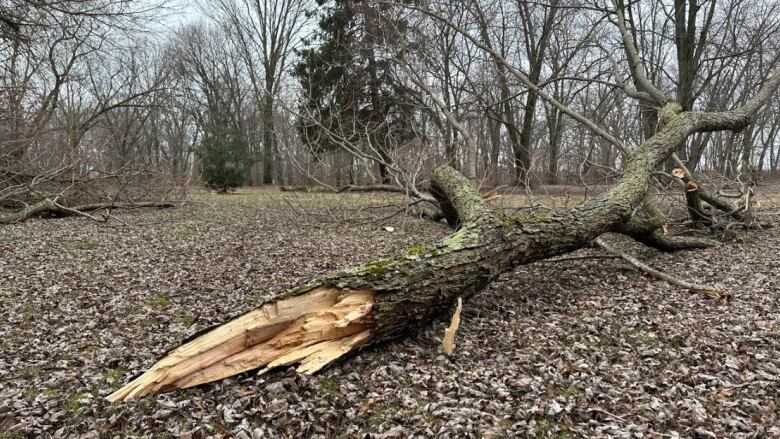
<box><xmin>613</xmin><ymin>220</ymin><xmax>719</xmax><ymax>251</ymax></box>
<box><xmin>610</xmin><ymin>197</ymin><xmax>719</xmax><ymax>251</ymax></box>
<box><xmin>0</xmin><ymin>200</ymin><xmax>175</xmax><ymax>224</ymax></box>
<box><xmin>670</xmin><ymin>154</ymin><xmax>747</xmax><ymax>221</ymax></box>
<box><xmin>594</xmin><ymin>237</ymin><xmax>729</xmax><ymax>303</ymax></box>
<box><xmin>684</xmin><ymin>181</ymin><xmax>710</xmax><ymax>228</ymax></box>
<box><xmin>442</xmin><ymin>298</ymin><xmax>463</xmax><ymax>356</ymax></box>
<box><xmin>107</xmin><ymin>77</ymin><xmax>780</xmax><ymax>401</ymax></box>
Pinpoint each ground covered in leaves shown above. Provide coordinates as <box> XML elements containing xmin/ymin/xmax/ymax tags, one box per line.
<box><xmin>1</xmin><ymin>188</ymin><xmax>779</xmax><ymax>438</ymax></box>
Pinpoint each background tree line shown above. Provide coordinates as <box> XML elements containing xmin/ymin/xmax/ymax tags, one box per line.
<box><xmin>2</xmin><ymin>0</ymin><xmax>779</xmax><ymax>198</ymax></box>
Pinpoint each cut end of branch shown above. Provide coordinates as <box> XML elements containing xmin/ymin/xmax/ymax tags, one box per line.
<box><xmin>686</xmin><ymin>182</ymin><xmax>699</xmax><ymax>192</ymax></box>
<box><xmin>672</xmin><ymin>168</ymin><xmax>686</xmax><ymax>179</ymax></box>
<box><xmin>106</xmin><ymin>287</ymin><xmax>375</xmax><ymax>403</ymax></box>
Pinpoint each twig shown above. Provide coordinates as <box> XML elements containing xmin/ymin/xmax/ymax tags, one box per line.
<box><xmin>536</xmin><ymin>254</ymin><xmax>621</xmax><ymax>263</ymax></box>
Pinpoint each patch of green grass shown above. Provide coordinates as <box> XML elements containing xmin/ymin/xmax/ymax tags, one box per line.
<box><xmin>318</xmin><ymin>376</ymin><xmax>339</xmax><ymax>397</ymax></box>
<box><xmin>637</xmin><ymin>332</ymin><xmax>661</xmax><ymax>347</ymax></box>
<box><xmin>532</xmin><ymin>418</ymin><xmax>574</xmax><ymax>439</ymax></box>
<box><xmin>63</xmin><ymin>240</ymin><xmax>99</xmax><ymax>250</ymax></box>
<box><xmin>553</xmin><ymin>384</ymin><xmax>582</xmax><ymax>398</ymax></box>
<box><xmin>168</xmin><ymin>225</ymin><xmax>197</xmax><ymax>240</ymax></box>
<box><xmin>149</xmin><ymin>295</ymin><xmax>171</xmax><ymax>308</ymax></box>
<box><xmin>137</xmin><ymin>397</ymin><xmax>154</xmax><ymax>411</ymax></box>
<box><xmin>23</xmin><ymin>386</ymin><xmax>55</xmax><ymax>400</ymax></box>
<box><xmin>65</xmin><ymin>392</ymin><xmax>92</xmax><ymax>413</ymax></box>
<box><xmin>17</xmin><ymin>366</ymin><xmax>41</xmax><ymax>379</ymax></box>
<box><xmin>179</xmin><ymin>315</ymin><xmax>196</xmax><ymax>327</ymax></box>
<box><xmin>23</xmin><ymin>387</ymin><xmax>38</xmax><ymax>399</ymax></box>
<box><xmin>138</xmin><ymin>318</ymin><xmax>156</xmax><ymax>327</ymax></box>
<box><xmin>103</xmin><ymin>367</ymin><xmax>128</xmax><ymax>383</ymax></box>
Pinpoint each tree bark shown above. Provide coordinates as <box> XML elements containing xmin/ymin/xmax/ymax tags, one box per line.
<box><xmin>262</xmin><ymin>91</ymin><xmax>276</xmax><ymax>185</ymax></box>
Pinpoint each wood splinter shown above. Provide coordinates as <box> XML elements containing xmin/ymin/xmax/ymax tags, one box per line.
<box><xmin>442</xmin><ymin>297</ymin><xmax>463</xmax><ymax>356</ymax></box>
<box><xmin>107</xmin><ymin>287</ymin><xmax>375</xmax><ymax>402</ymax></box>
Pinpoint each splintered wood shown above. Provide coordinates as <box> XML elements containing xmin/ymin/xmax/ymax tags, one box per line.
<box><xmin>442</xmin><ymin>297</ymin><xmax>463</xmax><ymax>356</ymax></box>
<box><xmin>107</xmin><ymin>287</ymin><xmax>374</xmax><ymax>402</ymax></box>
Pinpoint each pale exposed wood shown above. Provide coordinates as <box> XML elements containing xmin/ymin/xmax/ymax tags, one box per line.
<box><xmin>263</xmin><ymin>329</ymin><xmax>372</xmax><ymax>374</ymax></box>
<box><xmin>442</xmin><ymin>297</ymin><xmax>463</xmax><ymax>356</ymax></box>
<box><xmin>107</xmin><ymin>287</ymin><xmax>374</xmax><ymax>402</ymax></box>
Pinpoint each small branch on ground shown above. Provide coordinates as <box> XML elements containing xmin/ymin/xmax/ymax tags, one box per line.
<box><xmin>594</xmin><ymin>237</ymin><xmax>730</xmax><ymax>303</ymax></box>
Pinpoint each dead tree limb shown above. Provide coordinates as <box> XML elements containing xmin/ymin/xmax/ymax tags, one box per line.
<box><xmin>0</xmin><ymin>200</ymin><xmax>175</xmax><ymax>224</ymax></box>
<box><xmin>670</xmin><ymin>154</ymin><xmax>747</xmax><ymax>221</ymax></box>
<box><xmin>684</xmin><ymin>181</ymin><xmax>710</xmax><ymax>227</ymax></box>
<box><xmin>594</xmin><ymin>237</ymin><xmax>728</xmax><ymax>303</ymax></box>
<box><xmin>107</xmin><ymin>73</ymin><xmax>780</xmax><ymax>402</ymax></box>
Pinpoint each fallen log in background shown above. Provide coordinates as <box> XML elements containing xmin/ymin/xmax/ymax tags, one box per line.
<box><xmin>0</xmin><ymin>199</ymin><xmax>175</xmax><ymax>224</ymax></box>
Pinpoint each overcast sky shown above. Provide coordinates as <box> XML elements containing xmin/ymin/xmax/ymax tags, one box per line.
<box><xmin>144</xmin><ymin>0</ymin><xmax>205</xmax><ymax>32</ymax></box>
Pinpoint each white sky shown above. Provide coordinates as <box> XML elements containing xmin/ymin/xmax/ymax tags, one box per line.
<box><xmin>143</xmin><ymin>0</ymin><xmax>205</xmax><ymax>33</ymax></box>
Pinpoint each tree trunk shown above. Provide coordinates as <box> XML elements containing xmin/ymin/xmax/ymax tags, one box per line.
<box><xmin>487</xmin><ymin>110</ymin><xmax>502</xmax><ymax>185</ymax></box>
<box><xmin>262</xmin><ymin>91</ymin><xmax>275</xmax><ymax>185</ymax></box>
<box><xmin>546</xmin><ymin>107</ymin><xmax>563</xmax><ymax>185</ymax></box>
<box><xmin>515</xmin><ymin>97</ymin><xmax>535</xmax><ymax>185</ymax></box>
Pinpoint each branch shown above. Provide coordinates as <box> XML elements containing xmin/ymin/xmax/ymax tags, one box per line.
<box><xmin>594</xmin><ymin>237</ymin><xmax>729</xmax><ymax>302</ymax></box>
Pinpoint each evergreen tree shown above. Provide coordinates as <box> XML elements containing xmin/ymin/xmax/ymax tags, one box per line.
<box><xmin>196</xmin><ymin>117</ymin><xmax>252</xmax><ymax>191</ymax></box>
<box><xmin>295</xmin><ymin>0</ymin><xmax>419</xmax><ymax>183</ymax></box>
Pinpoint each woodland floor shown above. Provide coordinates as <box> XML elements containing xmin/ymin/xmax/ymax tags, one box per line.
<box><xmin>1</xmin><ymin>185</ymin><xmax>779</xmax><ymax>438</ymax></box>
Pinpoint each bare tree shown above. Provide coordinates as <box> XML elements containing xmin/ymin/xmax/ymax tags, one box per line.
<box><xmin>203</xmin><ymin>0</ymin><xmax>313</xmax><ymax>185</ymax></box>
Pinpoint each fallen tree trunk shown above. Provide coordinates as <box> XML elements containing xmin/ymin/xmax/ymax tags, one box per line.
<box><xmin>108</xmin><ymin>75</ymin><xmax>780</xmax><ymax>402</ymax></box>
